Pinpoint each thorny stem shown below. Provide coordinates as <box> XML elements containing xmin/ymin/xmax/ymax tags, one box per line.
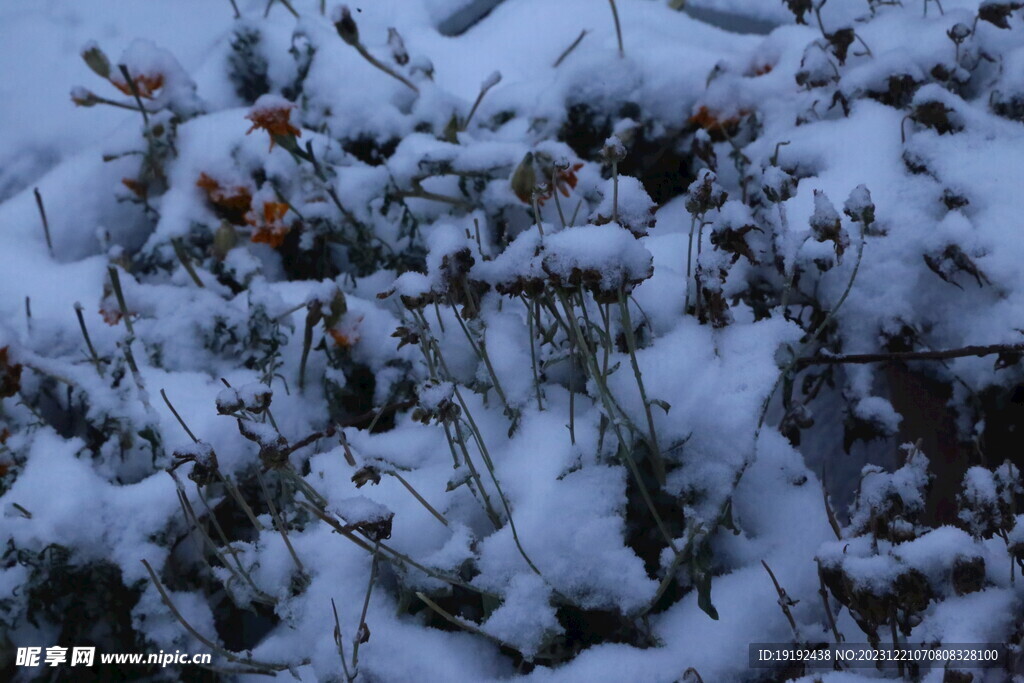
<box><xmin>618</xmin><ymin>289</ymin><xmax>666</xmax><ymax>486</ymax></box>
<box><xmin>141</xmin><ymin>559</ymin><xmax>292</xmax><ymax>672</ymax></box>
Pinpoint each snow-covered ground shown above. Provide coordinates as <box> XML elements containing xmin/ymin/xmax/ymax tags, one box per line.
<box><xmin>1</xmin><ymin>1</ymin><xmax>1023</xmax><ymax>681</ymax></box>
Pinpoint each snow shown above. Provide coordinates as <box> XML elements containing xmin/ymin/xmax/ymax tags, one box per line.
<box><xmin>3</xmin><ymin>0</ymin><xmax>1024</xmax><ymax>681</ymax></box>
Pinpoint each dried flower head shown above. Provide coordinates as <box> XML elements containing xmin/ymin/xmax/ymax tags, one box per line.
<box><xmin>245</xmin><ymin>97</ymin><xmax>302</xmax><ymax>151</ymax></box>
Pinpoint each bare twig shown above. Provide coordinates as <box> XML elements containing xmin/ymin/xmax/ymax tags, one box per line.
<box><xmin>33</xmin><ymin>188</ymin><xmax>54</xmax><ymax>256</ymax></box>
<box><xmin>795</xmin><ymin>343</ymin><xmax>1024</xmax><ymax>369</ymax></box>
<box><xmin>553</xmin><ymin>29</ymin><xmax>589</xmax><ymax>68</ymax></box>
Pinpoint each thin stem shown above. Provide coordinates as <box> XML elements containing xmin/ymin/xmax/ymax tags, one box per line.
<box><xmin>74</xmin><ymin>303</ymin><xmax>104</xmax><ymax>377</ymax></box>
<box><xmin>553</xmin><ymin>29</ymin><xmax>589</xmax><ymax>68</ymax></box>
<box><xmin>172</xmin><ymin>238</ymin><xmax>205</xmax><ymax>287</ymax></box>
<box><xmin>524</xmin><ymin>297</ymin><xmax>544</xmax><ymax>411</ymax></box>
<box><xmin>255</xmin><ymin>468</ymin><xmax>306</xmax><ymax>575</ymax></box>
<box><xmin>141</xmin><ymin>559</ymin><xmax>290</xmax><ymax>672</ymax></box>
<box><xmin>618</xmin><ymin>290</ymin><xmax>666</xmax><ymax>486</ymax></box>
<box><xmin>353</xmin><ymin>42</ymin><xmax>419</xmax><ymax>93</ymax></box>
<box><xmin>761</xmin><ymin>560</ymin><xmax>800</xmax><ymax>638</ymax></box>
<box><xmin>161</xmin><ymin>388</ymin><xmax>197</xmax><ymax>442</ymax></box>
<box><xmin>555</xmin><ymin>289</ymin><xmax>678</xmax><ymax>553</ymax></box>
<box><xmin>608</xmin><ymin>0</ymin><xmax>625</xmax><ymax>58</ymax></box>
<box><xmin>350</xmin><ymin>542</ymin><xmax>380</xmax><ymax>675</ymax></box>
<box><xmin>117</xmin><ymin>64</ymin><xmax>150</xmax><ymax>129</ymax></box>
<box><xmin>387</xmin><ymin>470</ymin><xmax>449</xmax><ymax>526</ymax></box>
<box><xmin>107</xmin><ymin>265</ymin><xmax>134</xmax><ymax>336</ymax></box>
<box><xmin>461</xmin><ymin>74</ymin><xmax>501</xmax><ymax>132</ymax></box>
<box><xmin>33</xmin><ymin>188</ymin><xmax>54</xmax><ymax>256</ymax></box>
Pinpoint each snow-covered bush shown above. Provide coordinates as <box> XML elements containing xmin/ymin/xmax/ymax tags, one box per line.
<box><xmin>2</xmin><ymin>0</ymin><xmax>1024</xmax><ymax>680</ymax></box>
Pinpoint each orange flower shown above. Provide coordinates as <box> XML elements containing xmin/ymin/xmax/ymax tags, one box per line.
<box><xmin>246</xmin><ymin>103</ymin><xmax>301</xmax><ymax>150</ymax></box>
<box><xmin>328</xmin><ymin>316</ymin><xmax>363</xmax><ymax>348</ymax></box>
<box><xmin>111</xmin><ymin>72</ymin><xmax>164</xmax><ymax>99</ymax></box>
<box><xmin>688</xmin><ymin>105</ymin><xmax>748</xmax><ymax>141</ymax></box>
<box><xmin>250</xmin><ymin>201</ymin><xmax>291</xmax><ymax>248</ymax></box>
<box><xmin>197</xmin><ymin>173</ymin><xmax>253</xmax><ymax>226</ymax></box>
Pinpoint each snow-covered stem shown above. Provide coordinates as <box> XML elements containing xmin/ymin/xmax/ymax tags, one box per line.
<box><xmin>141</xmin><ymin>559</ymin><xmax>293</xmax><ymax>672</ymax></box>
<box><xmin>617</xmin><ymin>289</ymin><xmax>666</xmax><ymax>486</ymax></box>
